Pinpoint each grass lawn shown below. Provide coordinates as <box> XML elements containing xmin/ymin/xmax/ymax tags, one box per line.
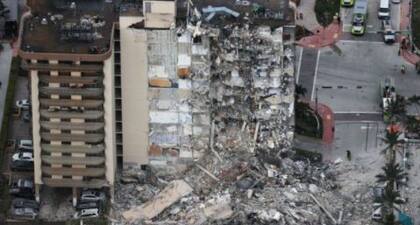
<box><xmin>314</xmin><ymin>0</ymin><xmax>340</xmax><ymax>26</ymax></box>
<box><xmin>413</xmin><ymin>0</ymin><xmax>420</xmax><ymax>48</ymax></box>
<box><xmin>0</xmin><ymin>57</ymin><xmax>20</xmax><ymax>216</ymax></box>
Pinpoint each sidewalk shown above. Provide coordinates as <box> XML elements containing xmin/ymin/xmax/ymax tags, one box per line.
<box><xmin>399</xmin><ymin>0</ymin><xmax>420</xmax><ymax>65</ymax></box>
<box><xmin>295</xmin><ymin>0</ymin><xmax>320</xmax><ymax>31</ymax></box>
<box><xmin>297</xmin><ymin>21</ymin><xmax>342</xmax><ymax>48</ymax></box>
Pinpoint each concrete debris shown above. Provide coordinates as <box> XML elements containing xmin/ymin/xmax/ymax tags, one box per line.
<box><xmin>112</xmin><ymin>4</ymin><xmax>370</xmax><ymax>225</ymax></box>
<box><xmin>122</xmin><ymin>180</ymin><xmax>193</xmax><ymax>221</ymax></box>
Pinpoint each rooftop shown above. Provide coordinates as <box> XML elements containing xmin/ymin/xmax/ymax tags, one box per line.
<box><xmin>193</xmin><ymin>0</ymin><xmax>292</xmax><ymax>25</ymax></box>
<box><xmin>20</xmin><ymin>0</ymin><xmax>119</xmax><ymax>55</ymax></box>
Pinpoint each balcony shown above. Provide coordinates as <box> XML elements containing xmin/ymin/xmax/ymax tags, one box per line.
<box><xmin>42</xmin><ymin>178</ymin><xmax>108</xmax><ymax>188</ymax></box>
<box><xmin>39</xmin><ymin>75</ymin><xmax>102</xmax><ymax>84</ymax></box>
<box><xmin>42</xmin><ymin>167</ymin><xmax>105</xmax><ymax>177</ymax></box>
<box><xmin>42</xmin><ymin>155</ymin><xmax>105</xmax><ymax>165</ymax></box>
<box><xmin>39</xmin><ymin>87</ymin><xmax>103</xmax><ymax>97</ymax></box>
<box><xmin>40</xmin><ymin>99</ymin><xmax>104</xmax><ymax>108</ymax></box>
<box><xmin>22</xmin><ymin>61</ymin><xmax>103</xmax><ymax>72</ymax></box>
<box><xmin>40</xmin><ymin>110</ymin><xmax>103</xmax><ymax>119</ymax></box>
<box><xmin>40</xmin><ymin>122</ymin><xmax>104</xmax><ymax>131</ymax></box>
<box><xmin>42</xmin><ymin>144</ymin><xmax>104</xmax><ymax>154</ymax></box>
<box><xmin>41</xmin><ymin>133</ymin><xmax>105</xmax><ymax>142</ymax></box>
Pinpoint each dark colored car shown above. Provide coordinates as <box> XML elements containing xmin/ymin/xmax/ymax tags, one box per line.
<box><xmin>76</xmin><ymin>201</ymin><xmax>100</xmax><ymax>211</ymax></box>
<box><xmin>10</xmin><ymin>160</ymin><xmax>34</xmax><ymax>171</ymax></box>
<box><xmin>9</xmin><ymin>179</ymin><xmax>35</xmax><ymax>198</ymax></box>
<box><xmin>10</xmin><ymin>207</ymin><xmax>38</xmax><ymax>220</ymax></box>
<box><xmin>12</xmin><ymin>198</ymin><xmax>39</xmax><ymax>210</ymax></box>
<box><xmin>23</xmin><ymin>111</ymin><xmax>32</xmax><ymax>123</ymax></box>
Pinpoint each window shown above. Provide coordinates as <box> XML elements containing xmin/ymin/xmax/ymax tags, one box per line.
<box><xmin>145</xmin><ymin>2</ymin><xmax>151</xmax><ymax>13</ymax></box>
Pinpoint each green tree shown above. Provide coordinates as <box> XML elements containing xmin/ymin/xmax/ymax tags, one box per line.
<box><xmin>381</xmin><ymin>129</ymin><xmax>405</xmax><ymax>164</ymax></box>
<box><xmin>376</xmin><ymin>163</ymin><xmax>407</xmax><ymax>190</ymax></box>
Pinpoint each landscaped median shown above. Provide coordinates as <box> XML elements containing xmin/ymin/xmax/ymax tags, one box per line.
<box><xmin>314</xmin><ymin>0</ymin><xmax>340</xmax><ymax>26</ymax></box>
<box><xmin>412</xmin><ymin>0</ymin><xmax>420</xmax><ymax>48</ymax></box>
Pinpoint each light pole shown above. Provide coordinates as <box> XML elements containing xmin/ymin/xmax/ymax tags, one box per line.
<box><xmin>315</xmin><ymin>87</ymin><xmax>319</xmax><ymax>115</ymax></box>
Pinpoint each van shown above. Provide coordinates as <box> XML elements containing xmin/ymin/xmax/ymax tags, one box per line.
<box><xmin>378</xmin><ymin>0</ymin><xmax>390</xmax><ymax>19</ymax></box>
<box><xmin>18</xmin><ymin>140</ymin><xmax>33</xmax><ymax>151</ymax></box>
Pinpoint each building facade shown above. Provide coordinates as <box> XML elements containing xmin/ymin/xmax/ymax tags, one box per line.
<box><xmin>18</xmin><ymin>0</ymin><xmax>117</xmax><ymax>202</ymax></box>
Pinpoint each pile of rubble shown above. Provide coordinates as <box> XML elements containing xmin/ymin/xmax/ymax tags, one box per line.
<box><xmin>112</xmin><ymin>152</ymin><xmax>374</xmax><ymax>225</ymax></box>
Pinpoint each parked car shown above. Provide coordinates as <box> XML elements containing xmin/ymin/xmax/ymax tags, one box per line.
<box><xmin>10</xmin><ymin>159</ymin><xmax>34</xmax><ymax>171</ymax></box>
<box><xmin>76</xmin><ymin>201</ymin><xmax>100</xmax><ymax>211</ymax></box>
<box><xmin>10</xmin><ymin>207</ymin><xmax>38</xmax><ymax>220</ymax></box>
<box><xmin>80</xmin><ymin>190</ymin><xmax>106</xmax><ymax>202</ymax></box>
<box><xmin>12</xmin><ymin>198</ymin><xmax>39</xmax><ymax>210</ymax></box>
<box><xmin>74</xmin><ymin>208</ymin><xmax>99</xmax><ymax>219</ymax></box>
<box><xmin>17</xmin><ymin>139</ymin><xmax>33</xmax><ymax>151</ymax></box>
<box><xmin>371</xmin><ymin>207</ymin><xmax>382</xmax><ymax>221</ymax></box>
<box><xmin>16</xmin><ymin>99</ymin><xmax>31</xmax><ymax>110</ymax></box>
<box><xmin>12</xmin><ymin>152</ymin><xmax>34</xmax><ymax>162</ymax></box>
<box><xmin>9</xmin><ymin>179</ymin><xmax>34</xmax><ymax>198</ymax></box>
<box><xmin>22</xmin><ymin>111</ymin><xmax>31</xmax><ymax>123</ymax></box>
<box><xmin>381</xmin><ymin>20</ymin><xmax>395</xmax><ymax>44</ymax></box>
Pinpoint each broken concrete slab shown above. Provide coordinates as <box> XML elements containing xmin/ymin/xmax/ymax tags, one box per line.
<box><xmin>123</xmin><ymin>180</ymin><xmax>193</xmax><ymax>221</ymax></box>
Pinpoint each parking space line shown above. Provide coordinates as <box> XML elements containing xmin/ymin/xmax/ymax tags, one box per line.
<box><xmin>296</xmin><ymin>47</ymin><xmax>303</xmax><ymax>84</ymax></box>
<box><xmin>311</xmin><ymin>50</ymin><xmax>320</xmax><ymax>101</ymax></box>
<box><xmin>340</xmin><ymin>40</ymin><xmax>384</xmax><ymax>44</ymax></box>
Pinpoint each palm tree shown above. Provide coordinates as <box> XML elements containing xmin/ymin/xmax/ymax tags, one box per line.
<box><xmin>381</xmin><ymin>128</ymin><xmax>405</xmax><ymax>164</ymax></box>
<box><xmin>376</xmin><ymin>163</ymin><xmax>407</xmax><ymax>191</ymax></box>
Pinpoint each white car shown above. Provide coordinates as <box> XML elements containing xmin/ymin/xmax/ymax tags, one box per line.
<box><xmin>12</xmin><ymin>152</ymin><xmax>34</xmax><ymax>162</ymax></box>
<box><xmin>74</xmin><ymin>208</ymin><xmax>99</xmax><ymax>219</ymax></box>
<box><xmin>80</xmin><ymin>190</ymin><xmax>106</xmax><ymax>202</ymax></box>
<box><xmin>18</xmin><ymin>139</ymin><xmax>33</xmax><ymax>151</ymax></box>
<box><xmin>391</xmin><ymin>0</ymin><xmax>400</xmax><ymax>3</ymax></box>
<box><xmin>16</xmin><ymin>99</ymin><xmax>31</xmax><ymax>110</ymax></box>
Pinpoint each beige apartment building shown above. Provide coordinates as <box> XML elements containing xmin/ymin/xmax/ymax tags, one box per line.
<box><xmin>18</xmin><ymin>0</ymin><xmax>178</xmax><ymax>201</ymax></box>
<box><xmin>18</xmin><ymin>0</ymin><xmax>118</xmax><ymax>201</ymax></box>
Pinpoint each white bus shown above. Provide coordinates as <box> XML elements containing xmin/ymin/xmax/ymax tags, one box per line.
<box><xmin>378</xmin><ymin>0</ymin><xmax>390</xmax><ymax>19</ymax></box>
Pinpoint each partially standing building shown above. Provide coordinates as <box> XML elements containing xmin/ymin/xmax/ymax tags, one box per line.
<box><xmin>18</xmin><ymin>0</ymin><xmax>118</xmax><ymax>202</ymax></box>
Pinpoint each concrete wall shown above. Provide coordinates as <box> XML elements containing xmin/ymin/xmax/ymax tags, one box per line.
<box><xmin>143</xmin><ymin>0</ymin><xmax>175</xmax><ymax>28</ymax></box>
<box><xmin>30</xmin><ymin>68</ymin><xmax>42</xmax><ymax>185</ymax></box>
<box><xmin>104</xmin><ymin>56</ymin><xmax>117</xmax><ymax>185</ymax></box>
<box><xmin>120</xmin><ymin>16</ymin><xmax>149</xmax><ymax>167</ymax></box>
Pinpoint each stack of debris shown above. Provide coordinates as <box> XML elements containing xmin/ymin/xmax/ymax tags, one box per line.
<box><xmin>113</xmin><ymin>152</ymin><xmax>374</xmax><ymax>225</ymax></box>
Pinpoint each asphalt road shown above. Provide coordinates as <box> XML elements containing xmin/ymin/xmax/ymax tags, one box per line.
<box><xmin>340</xmin><ymin>1</ymin><xmax>400</xmax><ymax>40</ymax></box>
<box><xmin>315</xmin><ymin>41</ymin><xmax>420</xmax><ymax>113</ymax></box>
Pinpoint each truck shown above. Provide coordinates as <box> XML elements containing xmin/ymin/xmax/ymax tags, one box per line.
<box><xmin>380</xmin><ymin>77</ymin><xmax>396</xmax><ymax>122</ymax></box>
<box><xmin>351</xmin><ymin>0</ymin><xmax>368</xmax><ymax>35</ymax></box>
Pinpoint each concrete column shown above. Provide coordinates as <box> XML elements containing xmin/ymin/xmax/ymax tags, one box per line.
<box><xmin>35</xmin><ymin>184</ymin><xmax>40</xmax><ymax>203</ymax></box>
<box><xmin>72</xmin><ymin>187</ymin><xmax>78</xmax><ymax>207</ymax></box>
<box><xmin>109</xmin><ymin>186</ymin><xmax>115</xmax><ymax>204</ymax></box>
